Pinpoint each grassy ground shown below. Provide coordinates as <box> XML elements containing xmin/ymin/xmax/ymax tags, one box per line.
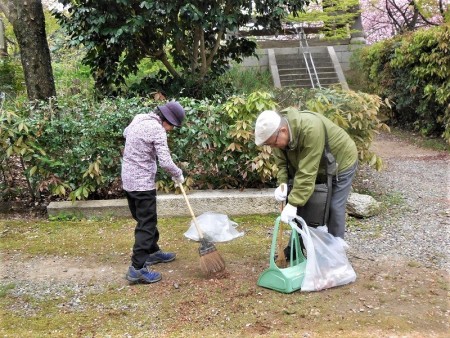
<box><xmin>0</xmin><ymin>213</ymin><xmax>448</xmax><ymax>337</ymax></box>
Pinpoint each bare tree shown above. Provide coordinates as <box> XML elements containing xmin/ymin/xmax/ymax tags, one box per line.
<box><xmin>0</xmin><ymin>0</ymin><xmax>56</xmax><ymax>100</ymax></box>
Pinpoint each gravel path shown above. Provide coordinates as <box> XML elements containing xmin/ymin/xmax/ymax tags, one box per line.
<box><xmin>347</xmin><ymin>133</ymin><xmax>449</xmax><ymax>271</ymax></box>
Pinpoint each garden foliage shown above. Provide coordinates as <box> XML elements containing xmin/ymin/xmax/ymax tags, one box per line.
<box><xmin>274</xmin><ymin>87</ymin><xmax>390</xmax><ymax>169</ymax></box>
<box><xmin>0</xmin><ymin>57</ymin><xmax>25</xmax><ymax>98</ymax></box>
<box><xmin>53</xmin><ymin>0</ymin><xmax>310</xmax><ymax>97</ymax></box>
<box><xmin>351</xmin><ymin>24</ymin><xmax>450</xmax><ymax>143</ymax></box>
<box><xmin>1</xmin><ymin>89</ymin><xmax>388</xmax><ymax>202</ymax></box>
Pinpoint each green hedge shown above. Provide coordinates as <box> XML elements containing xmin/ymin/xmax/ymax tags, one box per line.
<box><xmin>1</xmin><ymin>89</ymin><xmax>388</xmax><ymax>202</ymax></box>
<box><xmin>0</xmin><ymin>57</ymin><xmax>25</xmax><ymax>98</ymax></box>
<box><xmin>351</xmin><ymin>25</ymin><xmax>450</xmax><ymax>143</ymax></box>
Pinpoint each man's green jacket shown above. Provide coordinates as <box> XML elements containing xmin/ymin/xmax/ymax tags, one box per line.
<box><xmin>273</xmin><ymin>108</ymin><xmax>358</xmax><ymax>207</ymax></box>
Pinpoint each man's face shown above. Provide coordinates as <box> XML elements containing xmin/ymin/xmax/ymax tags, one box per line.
<box><xmin>264</xmin><ymin>127</ymin><xmax>289</xmax><ymax>149</ymax></box>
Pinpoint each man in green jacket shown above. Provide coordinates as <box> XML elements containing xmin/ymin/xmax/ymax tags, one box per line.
<box><xmin>254</xmin><ymin>108</ymin><xmax>358</xmax><ymax>239</ymax></box>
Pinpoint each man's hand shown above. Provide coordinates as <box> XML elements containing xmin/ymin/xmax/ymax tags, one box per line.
<box><xmin>280</xmin><ymin>203</ymin><xmax>297</xmax><ymax>223</ymax></box>
<box><xmin>274</xmin><ymin>183</ymin><xmax>287</xmax><ymax>201</ymax></box>
<box><xmin>172</xmin><ymin>174</ymin><xmax>185</xmax><ymax>187</ymax></box>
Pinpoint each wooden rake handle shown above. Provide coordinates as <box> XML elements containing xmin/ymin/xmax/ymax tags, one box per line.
<box><xmin>276</xmin><ymin>185</ymin><xmax>287</xmax><ymax>267</ymax></box>
<box><xmin>179</xmin><ymin>184</ymin><xmax>205</xmax><ymax>239</ymax></box>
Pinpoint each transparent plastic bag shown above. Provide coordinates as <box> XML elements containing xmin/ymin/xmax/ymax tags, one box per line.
<box><xmin>184</xmin><ymin>212</ymin><xmax>244</xmax><ymax>242</ymax></box>
<box><xmin>290</xmin><ymin>217</ymin><xmax>356</xmax><ymax>292</ymax></box>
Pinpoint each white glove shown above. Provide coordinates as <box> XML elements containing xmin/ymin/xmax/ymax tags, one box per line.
<box><xmin>172</xmin><ymin>174</ymin><xmax>185</xmax><ymax>187</ymax></box>
<box><xmin>280</xmin><ymin>203</ymin><xmax>297</xmax><ymax>223</ymax></box>
<box><xmin>274</xmin><ymin>183</ymin><xmax>287</xmax><ymax>202</ymax></box>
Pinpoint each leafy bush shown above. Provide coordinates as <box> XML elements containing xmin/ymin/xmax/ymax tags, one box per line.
<box><xmin>274</xmin><ymin>87</ymin><xmax>390</xmax><ymax>170</ymax></box>
<box><xmin>128</xmin><ymin>65</ymin><xmax>273</xmax><ymax>100</ymax></box>
<box><xmin>350</xmin><ymin>25</ymin><xmax>450</xmax><ymax>143</ymax></box>
<box><xmin>158</xmin><ymin>92</ymin><xmax>278</xmax><ymax>192</ymax></box>
<box><xmin>305</xmin><ymin>88</ymin><xmax>390</xmax><ymax>170</ymax></box>
<box><xmin>220</xmin><ymin>65</ymin><xmax>274</xmax><ymax>95</ymax></box>
<box><xmin>1</xmin><ymin>88</ymin><xmax>389</xmax><ymax>202</ymax></box>
<box><xmin>0</xmin><ymin>96</ymin><xmax>142</xmax><ymax>202</ymax></box>
<box><xmin>128</xmin><ymin>71</ymin><xmax>235</xmax><ymax>100</ymax></box>
<box><xmin>0</xmin><ymin>57</ymin><xmax>25</xmax><ymax>98</ymax></box>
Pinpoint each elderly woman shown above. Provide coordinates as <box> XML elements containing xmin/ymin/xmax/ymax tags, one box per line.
<box><xmin>121</xmin><ymin>101</ymin><xmax>186</xmax><ymax>284</ymax></box>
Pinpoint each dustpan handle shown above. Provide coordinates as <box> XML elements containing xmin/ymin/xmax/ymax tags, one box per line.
<box><xmin>269</xmin><ymin>217</ymin><xmax>283</xmax><ymax>269</ymax></box>
<box><xmin>270</xmin><ymin>217</ymin><xmax>305</xmax><ymax>268</ymax></box>
<box><xmin>179</xmin><ymin>184</ymin><xmax>204</xmax><ymax>239</ymax></box>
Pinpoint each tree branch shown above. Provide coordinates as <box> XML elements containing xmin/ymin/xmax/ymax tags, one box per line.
<box><xmin>200</xmin><ymin>29</ymin><xmax>207</xmax><ymax>76</ymax></box>
<box><xmin>385</xmin><ymin>0</ymin><xmax>403</xmax><ymax>33</ymax></box>
<box><xmin>205</xmin><ymin>0</ymin><xmax>232</xmax><ymax>72</ymax></box>
<box><xmin>191</xmin><ymin>27</ymin><xmax>200</xmax><ymax>73</ymax></box>
<box><xmin>159</xmin><ymin>53</ymin><xmax>181</xmax><ymax>79</ymax></box>
<box><xmin>407</xmin><ymin>0</ymin><xmax>420</xmax><ymax>30</ymax></box>
<box><xmin>438</xmin><ymin>0</ymin><xmax>445</xmax><ymax>15</ymax></box>
<box><xmin>205</xmin><ymin>29</ymin><xmax>224</xmax><ymax>71</ymax></box>
<box><xmin>0</xmin><ymin>0</ymin><xmax>9</xmax><ymax>19</ymax></box>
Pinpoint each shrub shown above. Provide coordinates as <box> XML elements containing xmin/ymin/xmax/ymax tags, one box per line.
<box><xmin>274</xmin><ymin>87</ymin><xmax>390</xmax><ymax>170</ymax></box>
<box><xmin>305</xmin><ymin>88</ymin><xmax>390</xmax><ymax>170</ymax></box>
<box><xmin>0</xmin><ymin>57</ymin><xmax>25</xmax><ymax>98</ymax></box>
<box><xmin>0</xmin><ymin>96</ymin><xmax>142</xmax><ymax>202</ymax></box>
<box><xmin>350</xmin><ymin>25</ymin><xmax>450</xmax><ymax>143</ymax></box>
<box><xmin>158</xmin><ymin>91</ymin><xmax>278</xmax><ymax>192</ymax></box>
<box><xmin>1</xmin><ymin>88</ymin><xmax>389</xmax><ymax>202</ymax></box>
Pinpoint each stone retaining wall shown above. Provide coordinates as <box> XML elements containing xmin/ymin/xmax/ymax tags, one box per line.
<box><xmin>47</xmin><ymin>189</ymin><xmax>279</xmax><ymax>219</ymax></box>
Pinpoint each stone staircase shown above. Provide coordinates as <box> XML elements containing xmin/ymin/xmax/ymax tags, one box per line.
<box><xmin>269</xmin><ymin>46</ymin><xmax>349</xmax><ymax>90</ymax></box>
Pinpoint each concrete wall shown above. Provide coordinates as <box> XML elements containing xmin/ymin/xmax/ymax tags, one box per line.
<box><xmin>331</xmin><ymin>43</ymin><xmax>365</xmax><ymax>71</ymax></box>
<box><xmin>240</xmin><ymin>49</ymin><xmax>269</xmax><ymax>71</ymax></box>
<box><xmin>47</xmin><ymin>189</ymin><xmax>280</xmax><ymax>219</ymax></box>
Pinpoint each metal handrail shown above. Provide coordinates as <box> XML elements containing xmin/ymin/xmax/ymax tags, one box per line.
<box><xmin>297</xmin><ymin>27</ymin><xmax>321</xmax><ymax>88</ymax></box>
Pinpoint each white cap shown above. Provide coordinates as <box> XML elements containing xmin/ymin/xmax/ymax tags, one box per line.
<box><xmin>254</xmin><ymin>110</ymin><xmax>281</xmax><ymax>146</ymax></box>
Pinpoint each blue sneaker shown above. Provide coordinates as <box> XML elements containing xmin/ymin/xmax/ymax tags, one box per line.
<box><xmin>126</xmin><ymin>266</ymin><xmax>162</xmax><ymax>284</ymax></box>
<box><xmin>145</xmin><ymin>250</ymin><xmax>176</xmax><ymax>266</ymax></box>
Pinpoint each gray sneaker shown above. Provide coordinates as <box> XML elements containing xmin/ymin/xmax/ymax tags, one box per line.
<box><xmin>125</xmin><ymin>266</ymin><xmax>162</xmax><ymax>284</ymax></box>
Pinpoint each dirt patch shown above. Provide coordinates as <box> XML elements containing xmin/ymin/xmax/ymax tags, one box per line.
<box><xmin>0</xmin><ymin>253</ymin><xmax>120</xmax><ymax>284</ymax></box>
<box><xmin>370</xmin><ymin>132</ymin><xmax>445</xmax><ymax>159</ymax></box>
<box><xmin>2</xmin><ymin>250</ymin><xmax>448</xmax><ymax>337</ymax></box>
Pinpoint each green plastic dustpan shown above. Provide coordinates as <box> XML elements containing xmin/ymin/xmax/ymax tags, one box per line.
<box><xmin>257</xmin><ymin>216</ymin><xmax>307</xmax><ymax>293</ymax></box>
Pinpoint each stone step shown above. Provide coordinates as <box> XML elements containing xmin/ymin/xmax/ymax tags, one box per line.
<box><xmin>272</xmin><ymin>49</ymin><xmax>342</xmax><ymax>89</ymax></box>
<box><xmin>279</xmin><ymin>71</ymin><xmax>339</xmax><ymax>79</ymax></box>
<box><xmin>276</xmin><ymin>55</ymin><xmax>332</xmax><ymax>62</ymax></box>
<box><xmin>282</xmin><ymin>83</ymin><xmax>340</xmax><ymax>89</ymax></box>
<box><xmin>276</xmin><ymin>60</ymin><xmax>334</xmax><ymax>68</ymax></box>
<box><xmin>277</xmin><ymin>63</ymin><xmax>335</xmax><ymax>70</ymax></box>
<box><xmin>280</xmin><ymin>79</ymin><xmax>340</xmax><ymax>87</ymax></box>
<box><xmin>46</xmin><ymin>190</ymin><xmax>372</xmax><ymax>220</ymax></box>
<box><xmin>278</xmin><ymin>67</ymin><xmax>336</xmax><ymax>75</ymax></box>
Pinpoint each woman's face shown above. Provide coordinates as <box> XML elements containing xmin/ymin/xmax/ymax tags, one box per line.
<box><xmin>162</xmin><ymin>121</ymin><xmax>174</xmax><ymax>132</ymax></box>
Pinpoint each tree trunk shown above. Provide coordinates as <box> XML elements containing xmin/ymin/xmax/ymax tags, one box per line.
<box><xmin>6</xmin><ymin>0</ymin><xmax>56</xmax><ymax>100</ymax></box>
<box><xmin>0</xmin><ymin>18</ymin><xmax>7</xmax><ymax>56</ymax></box>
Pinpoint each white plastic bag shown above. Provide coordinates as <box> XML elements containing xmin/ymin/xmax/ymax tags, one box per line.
<box><xmin>184</xmin><ymin>212</ymin><xmax>244</xmax><ymax>242</ymax></box>
<box><xmin>290</xmin><ymin>217</ymin><xmax>356</xmax><ymax>292</ymax></box>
